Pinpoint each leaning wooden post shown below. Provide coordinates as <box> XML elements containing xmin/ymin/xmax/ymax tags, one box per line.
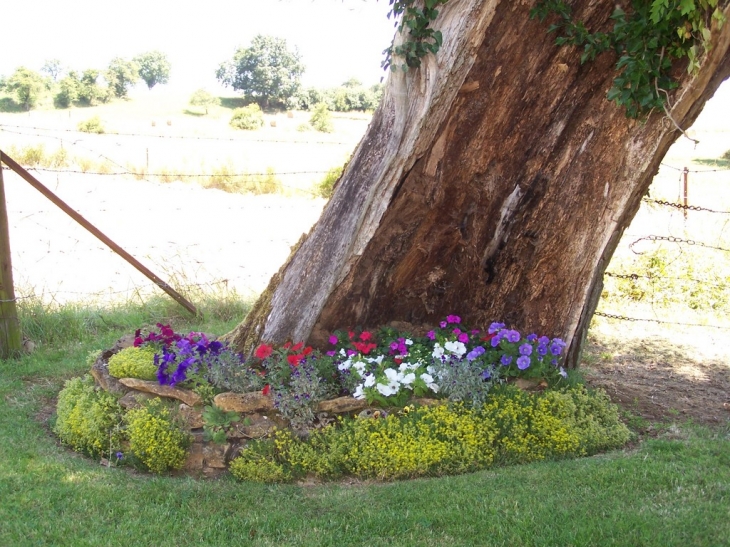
<box><xmin>0</xmin><ymin>162</ymin><xmax>22</xmax><ymax>358</ymax></box>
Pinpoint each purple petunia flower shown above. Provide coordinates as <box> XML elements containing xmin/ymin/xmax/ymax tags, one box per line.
<box><xmin>481</xmin><ymin>368</ymin><xmax>492</xmax><ymax>380</ymax></box>
<box><xmin>466</xmin><ymin>346</ymin><xmax>486</xmax><ymax>362</ymax></box>
<box><xmin>526</xmin><ymin>333</ymin><xmax>538</xmax><ymax>342</ymax></box>
<box><xmin>519</xmin><ymin>343</ymin><xmax>533</xmax><ymax>356</ymax></box>
<box><xmin>537</xmin><ymin>344</ymin><xmax>548</xmax><ymax>356</ymax></box>
<box><xmin>506</xmin><ymin>330</ymin><xmax>521</xmax><ymax>343</ymax></box>
<box><xmin>488</xmin><ymin>322</ymin><xmax>505</xmax><ymax>334</ymax></box>
<box><xmin>538</xmin><ymin>336</ymin><xmax>550</xmax><ymax>345</ymax></box>
<box><xmin>500</xmin><ymin>355</ymin><xmax>513</xmax><ymax>366</ymax></box>
<box><xmin>550</xmin><ymin>344</ymin><xmax>563</xmax><ymax>356</ymax></box>
<box><xmin>326</xmin><ymin>350</ymin><xmax>336</xmax><ymax>357</ymax></box>
<box><xmin>426</xmin><ymin>330</ymin><xmax>436</xmax><ymax>341</ymax></box>
<box><xmin>116</xmin><ymin>451</ymin><xmax>123</xmax><ymax>460</ymax></box>
<box><xmin>517</xmin><ymin>356</ymin><xmax>531</xmax><ymax>370</ymax></box>
<box><xmin>440</xmin><ymin>321</ymin><xmax>447</xmax><ymax>328</ymax></box>
<box><xmin>491</xmin><ymin>333</ymin><xmax>503</xmax><ymax>348</ymax></box>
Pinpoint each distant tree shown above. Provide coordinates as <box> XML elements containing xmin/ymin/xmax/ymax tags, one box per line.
<box><xmin>5</xmin><ymin>67</ymin><xmax>48</xmax><ymax>110</ymax></box>
<box><xmin>133</xmin><ymin>51</ymin><xmax>171</xmax><ymax>89</ymax></box>
<box><xmin>216</xmin><ymin>35</ymin><xmax>304</xmax><ymax>109</ymax></box>
<box><xmin>55</xmin><ymin>71</ymin><xmax>80</xmax><ymax>108</ymax></box>
<box><xmin>77</xmin><ymin>69</ymin><xmax>109</xmax><ymax>105</ymax></box>
<box><xmin>106</xmin><ymin>58</ymin><xmax>139</xmax><ymax>98</ymax></box>
<box><xmin>189</xmin><ymin>89</ymin><xmax>220</xmax><ymax>114</ymax></box>
<box><xmin>41</xmin><ymin>59</ymin><xmax>64</xmax><ymax>81</ymax></box>
<box><xmin>341</xmin><ymin>77</ymin><xmax>362</xmax><ymax>88</ymax></box>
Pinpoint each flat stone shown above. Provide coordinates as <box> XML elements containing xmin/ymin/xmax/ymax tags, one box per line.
<box><xmin>203</xmin><ymin>443</ymin><xmax>228</xmax><ymax>468</ymax></box>
<box><xmin>118</xmin><ymin>390</ymin><xmax>156</xmax><ymax>409</ymax></box>
<box><xmin>118</xmin><ymin>378</ymin><xmax>202</xmax><ymax>407</ymax></box>
<box><xmin>412</xmin><ymin>397</ymin><xmax>443</xmax><ymax>407</ymax></box>
<box><xmin>90</xmin><ymin>358</ymin><xmax>128</xmax><ymax>394</ymax></box>
<box><xmin>317</xmin><ymin>396</ymin><xmax>369</xmax><ymax>414</ymax></box>
<box><xmin>228</xmin><ymin>414</ymin><xmax>276</xmax><ymax>439</ymax></box>
<box><xmin>214</xmin><ymin>392</ymin><xmax>273</xmax><ymax>413</ymax></box>
<box><xmin>179</xmin><ymin>404</ymin><xmax>204</xmax><ymax>429</ymax></box>
<box><xmin>514</xmin><ymin>378</ymin><xmax>547</xmax><ymax>391</ymax></box>
<box><xmin>183</xmin><ymin>442</ymin><xmax>204</xmax><ymax>471</ymax></box>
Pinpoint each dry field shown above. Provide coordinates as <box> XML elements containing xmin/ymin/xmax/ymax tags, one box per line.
<box><xmin>1</xmin><ymin>85</ymin><xmax>729</xmax><ymax>425</ymax></box>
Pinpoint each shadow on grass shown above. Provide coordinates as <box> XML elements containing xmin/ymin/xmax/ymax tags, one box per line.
<box><xmin>218</xmin><ymin>97</ymin><xmax>249</xmax><ymax>110</ymax></box>
<box><xmin>183</xmin><ymin>108</ymin><xmax>206</xmax><ymax>117</ymax></box>
<box><xmin>693</xmin><ymin>158</ymin><xmax>730</xmax><ymax>169</ymax></box>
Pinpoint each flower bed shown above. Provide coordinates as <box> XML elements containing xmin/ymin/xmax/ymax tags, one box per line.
<box><xmin>55</xmin><ymin>316</ymin><xmax>631</xmax><ymax>480</ymax></box>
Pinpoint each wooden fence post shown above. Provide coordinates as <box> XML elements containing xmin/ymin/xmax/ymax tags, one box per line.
<box><xmin>0</xmin><ymin>163</ymin><xmax>23</xmax><ymax>358</ymax></box>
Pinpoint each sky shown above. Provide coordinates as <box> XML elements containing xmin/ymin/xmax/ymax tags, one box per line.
<box><xmin>0</xmin><ymin>0</ymin><xmax>396</xmax><ymax>92</ymax></box>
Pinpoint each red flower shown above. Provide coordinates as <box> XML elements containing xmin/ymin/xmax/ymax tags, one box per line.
<box><xmin>481</xmin><ymin>333</ymin><xmax>495</xmax><ymax>342</ymax></box>
<box><xmin>291</xmin><ymin>341</ymin><xmax>304</xmax><ymax>352</ymax></box>
<box><xmin>360</xmin><ymin>331</ymin><xmax>372</xmax><ymax>342</ymax></box>
<box><xmin>394</xmin><ymin>358</ymin><xmax>403</xmax><ymax>365</ymax></box>
<box><xmin>262</xmin><ymin>384</ymin><xmax>271</xmax><ymax>396</ymax></box>
<box><xmin>287</xmin><ymin>354</ymin><xmax>299</xmax><ymax>366</ymax></box>
<box><xmin>255</xmin><ymin>344</ymin><xmax>273</xmax><ymax>359</ymax></box>
<box><xmin>283</xmin><ymin>342</ymin><xmax>292</xmax><ymax>350</ymax></box>
<box><xmin>348</xmin><ymin>331</ymin><xmax>355</xmax><ymax>340</ymax></box>
<box><xmin>302</xmin><ymin>346</ymin><xmax>313</xmax><ymax>356</ymax></box>
<box><xmin>353</xmin><ymin>341</ymin><xmax>377</xmax><ymax>355</ymax></box>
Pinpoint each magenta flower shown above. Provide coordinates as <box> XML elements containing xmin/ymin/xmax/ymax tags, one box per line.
<box><xmin>440</xmin><ymin>321</ymin><xmax>447</xmax><ymax>328</ymax></box>
<box><xmin>329</xmin><ymin>335</ymin><xmax>338</xmax><ymax>345</ymax></box>
<box><xmin>446</xmin><ymin>315</ymin><xmax>461</xmax><ymax>324</ymax></box>
<box><xmin>426</xmin><ymin>331</ymin><xmax>436</xmax><ymax>340</ymax></box>
<box><xmin>458</xmin><ymin>333</ymin><xmax>469</xmax><ymax>343</ymax></box>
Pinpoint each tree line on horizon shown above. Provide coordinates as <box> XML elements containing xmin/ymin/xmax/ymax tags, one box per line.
<box><xmin>0</xmin><ymin>35</ymin><xmax>383</xmax><ymax>115</ymax></box>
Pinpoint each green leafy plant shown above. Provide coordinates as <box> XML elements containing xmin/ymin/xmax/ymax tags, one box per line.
<box><xmin>77</xmin><ymin>115</ymin><xmax>105</xmax><ymax>134</ymax></box>
<box><xmin>383</xmin><ymin>0</ymin><xmax>450</xmax><ymax>71</ymax></box>
<box><xmin>202</xmin><ymin>405</ymin><xmax>240</xmax><ymax>444</ymax></box>
<box><xmin>125</xmin><ymin>398</ymin><xmax>191</xmax><ymax>473</ymax></box>
<box><xmin>309</xmin><ymin>102</ymin><xmax>333</xmax><ymax>133</ymax></box>
<box><xmin>531</xmin><ymin>0</ymin><xmax>727</xmax><ymax>118</ymax></box>
<box><xmin>229</xmin><ymin>104</ymin><xmax>265</xmax><ymax>130</ymax></box>
<box><xmin>54</xmin><ymin>375</ymin><xmax>124</xmax><ymax>458</ymax></box>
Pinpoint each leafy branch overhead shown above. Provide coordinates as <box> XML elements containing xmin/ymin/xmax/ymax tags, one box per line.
<box><xmin>383</xmin><ymin>0</ymin><xmax>450</xmax><ymax>71</ymax></box>
<box><xmin>531</xmin><ymin>0</ymin><xmax>727</xmax><ymax>118</ymax></box>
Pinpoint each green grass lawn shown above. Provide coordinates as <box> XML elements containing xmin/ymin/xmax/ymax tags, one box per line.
<box><xmin>1</xmin><ymin>300</ymin><xmax>729</xmax><ymax>546</ymax></box>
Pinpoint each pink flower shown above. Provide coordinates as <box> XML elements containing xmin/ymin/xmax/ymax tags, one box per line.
<box><xmin>329</xmin><ymin>335</ymin><xmax>338</xmax><ymax>345</ymax></box>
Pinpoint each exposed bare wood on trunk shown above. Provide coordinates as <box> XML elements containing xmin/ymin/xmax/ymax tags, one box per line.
<box><xmin>227</xmin><ymin>0</ymin><xmax>730</xmax><ymax>365</ymax></box>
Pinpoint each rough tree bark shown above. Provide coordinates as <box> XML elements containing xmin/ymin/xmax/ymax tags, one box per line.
<box><xmin>226</xmin><ymin>0</ymin><xmax>730</xmax><ymax>367</ymax></box>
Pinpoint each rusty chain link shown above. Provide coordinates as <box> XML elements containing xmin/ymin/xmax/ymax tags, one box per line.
<box><xmin>629</xmin><ymin>235</ymin><xmax>730</xmax><ymax>254</ymax></box>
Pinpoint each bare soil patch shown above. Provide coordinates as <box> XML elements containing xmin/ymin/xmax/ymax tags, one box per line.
<box><xmin>581</xmin><ymin>320</ymin><xmax>730</xmax><ymax>426</ymax></box>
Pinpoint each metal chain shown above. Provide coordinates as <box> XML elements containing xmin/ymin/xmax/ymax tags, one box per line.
<box><xmin>642</xmin><ymin>198</ymin><xmax>730</xmax><ymax>214</ymax></box>
<box><xmin>629</xmin><ymin>235</ymin><xmax>730</xmax><ymax>254</ymax></box>
<box><xmin>594</xmin><ymin>311</ymin><xmax>730</xmax><ymax>329</ymax></box>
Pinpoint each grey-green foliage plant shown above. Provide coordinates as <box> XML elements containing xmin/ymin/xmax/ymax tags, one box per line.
<box><xmin>229</xmin><ymin>104</ymin><xmax>265</xmax><ymax>130</ymax></box>
<box><xmin>309</xmin><ymin>102</ymin><xmax>333</xmax><ymax>133</ymax></box>
<box><xmin>434</xmin><ymin>356</ymin><xmax>498</xmax><ymax>409</ymax></box>
<box><xmin>273</xmin><ymin>361</ymin><xmax>336</xmax><ymax>430</ymax></box>
<box><xmin>106</xmin><ymin>57</ymin><xmax>139</xmax><ymax>98</ymax></box>
<box><xmin>216</xmin><ymin>35</ymin><xmax>305</xmax><ymax>108</ymax></box>
<box><xmin>5</xmin><ymin>67</ymin><xmax>48</xmax><ymax>110</ymax></box>
<box><xmin>133</xmin><ymin>50</ymin><xmax>171</xmax><ymax>89</ymax></box>
<box><xmin>202</xmin><ymin>405</ymin><xmax>240</xmax><ymax>444</ymax></box>
<box><xmin>189</xmin><ymin>89</ymin><xmax>220</xmax><ymax>114</ymax></box>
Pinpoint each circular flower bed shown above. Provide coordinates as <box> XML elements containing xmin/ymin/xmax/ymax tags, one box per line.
<box><xmin>54</xmin><ymin>316</ymin><xmax>631</xmax><ymax>480</ymax></box>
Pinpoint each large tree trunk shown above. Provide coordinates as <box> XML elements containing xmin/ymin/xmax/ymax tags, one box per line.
<box><xmin>226</xmin><ymin>0</ymin><xmax>730</xmax><ymax>366</ymax></box>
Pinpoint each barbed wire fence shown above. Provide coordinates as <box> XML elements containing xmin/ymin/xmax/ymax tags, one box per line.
<box><xmin>1</xmin><ymin>120</ymin><xmax>730</xmax><ymax>333</ymax></box>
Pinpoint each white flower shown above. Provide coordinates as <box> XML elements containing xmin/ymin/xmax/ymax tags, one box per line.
<box><xmin>339</xmin><ymin>348</ymin><xmax>347</xmax><ymax>357</ymax></box>
<box><xmin>338</xmin><ymin>359</ymin><xmax>352</xmax><ymax>371</ymax></box>
<box><xmin>432</xmin><ymin>343</ymin><xmax>445</xmax><ymax>360</ymax></box>
<box><xmin>363</xmin><ymin>373</ymin><xmax>376</xmax><ymax>387</ymax></box>
<box><xmin>421</xmin><ymin>373</ymin><xmax>435</xmax><ymax>385</ymax></box>
<box><xmin>353</xmin><ymin>384</ymin><xmax>365</xmax><ymax>399</ymax></box>
<box><xmin>428</xmin><ymin>382</ymin><xmax>440</xmax><ymax>393</ymax></box>
<box><xmin>559</xmin><ymin>366</ymin><xmax>568</xmax><ymax>379</ymax></box>
<box><xmin>427</xmin><ymin>365</ymin><xmax>435</xmax><ymax>375</ymax></box>
<box><xmin>366</xmin><ymin>355</ymin><xmax>385</xmax><ymax>365</ymax></box>
<box><xmin>405</xmin><ymin>339</ymin><xmax>413</xmax><ymax>345</ymax></box>
<box><xmin>353</xmin><ymin>361</ymin><xmax>367</xmax><ymax>376</ymax></box>
<box><xmin>398</xmin><ymin>361</ymin><xmax>419</xmax><ymax>372</ymax></box>
<box><xmin>376</xmin><ymin>382</ymin><xmax>398</xmax><ymax>397</ymax></box>
<box><xmin>444</xmin><ymin>340</ymin><xmax>467</xmax><ymax>357</ymax></box>
<box><xmin>401</xmin><ymin>373</ymin><xmax>416</xmax><ymax>386</ymax></box>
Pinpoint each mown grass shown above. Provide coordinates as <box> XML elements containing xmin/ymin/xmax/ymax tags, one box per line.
<box><xmin>1</xmin><ymin>297</ymin><xmax>728</xmax><ymax>546</ymax></box>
